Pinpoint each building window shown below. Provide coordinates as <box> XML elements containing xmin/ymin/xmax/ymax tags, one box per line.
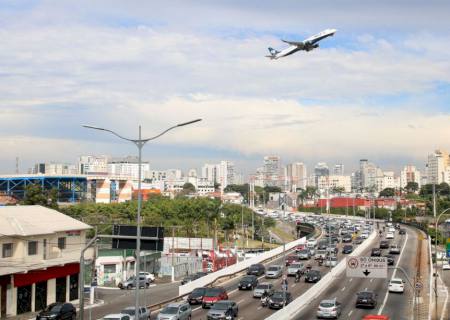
<box><xmin>2</xmin><ymin>243</ymin><xmax>13</xmax><ymax>258</ymax></box>
<box><xmin>58</xmin><ymin>237</ymin><xmax>66</xmax><ymax>250</ymax></box>
<box><xmin>28</xmin><ymin>241</ymin><xmax>38</xmax><ymax>255</ymax></box>
<box><xmin>103</xmin><ymin>264</ymin><xmax>116</xmax><ymax>273</ymax></box>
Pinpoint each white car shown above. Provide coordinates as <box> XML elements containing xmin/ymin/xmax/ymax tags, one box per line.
<box><xmin>139</xmin><ymin>272</ymin><xmax>155</xmax><ymax>282</ymax></box>
<box><xmin>360</xmin><ymin>232</ymin><xmax>369</xmax><ymax>239</ymax></box>
<box><xmin>386</xmin><ymin>232</ymin><xmax>394</xmax><ymax>239</ymax></box>
<box><xmin>388</xmin><ymin>278</ymin><xmax>405</xmax><ymax>293</ymax></box>
<box><xmin>443</xmin><ymin>261</ymin><xmax>450</xmax><ymax>270</ymax></box>
<box><xmin>389</xmin><ymin>227</ymin><xmax>396</xmax><ymax>233</ymax></box>
<box><xmin>324</xmin><ymin>256</ymin><xmax>338</xmax><ymax>267</ymax></box>
<box><xmin>307</xmin><ymin>238</ymin><xmax>317</xmax><ymax>247</ymax></box>
<box><xmin>121</xmin><ymin>307</ymin><xmax>150</xmax><ymax>320</ymax></box>
<box><xmin>102</xmin><ymin>314</ymin><xmax>131</xmax><ymax>320</ymax></box>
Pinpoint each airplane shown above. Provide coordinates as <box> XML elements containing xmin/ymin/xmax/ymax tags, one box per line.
<box><xmin>266</xmin><ymin>28</ymin><xmax>337</xmax><ymax>60</ymax></box>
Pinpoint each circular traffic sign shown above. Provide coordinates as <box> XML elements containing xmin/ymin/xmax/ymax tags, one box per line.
<box><xmin>415</xmin><ymin>281</ymin><xmax>423</xmax><ymax>290</ymax></box>
<box><xmin>347</xmin><ymin>257</ymin><xmax>359</xmax><ymax>269</ymax></box>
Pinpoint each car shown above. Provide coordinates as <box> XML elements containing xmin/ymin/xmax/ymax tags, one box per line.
<box><xmin>389</xmin><ymin>244</ymin><xmax>401</xmax><ymax>254</ymax></box>
<box><xmin>388</xmin><ymin>278</ymin><xmax>405</xmax><ymax>293</ymax></box>
<box><xmin>247</xmin><ymin>263</ymin><xmax>265</xmax><ymax>276</ymax></box>
<box><xmin>355</xmin><ymin>291</ymin><xmax>378</xmax><ymax>308</ymax></box>
<box><xmin>181</xmin><ymin>274</ymin><xmax>201</xmax><ymax>285</ymax></box>
<box><xmin>371</xmin><ymin>248</ymin><xmax>381</xmax><ymax>257</ymax></box>
<box><xmin>268</xmin><ymin>291</ymin><xmax>292</xmax><ymax>309</ymax></box>
<box><xmin>379</xmin><ymin>240</ymin><xmax>389</xmax><ymax>249</ymax></box>
<box><xmin>304</xmin><ymin>270</ymin><xmax>321</xmax><ymax>283</ymax></box>
<box><xmin>386</xmin><ymin>232</ymin><xmax>394</xmax><ymax>239</ymax></box>
<box><xmin>342</xmin><ymin>245</ymin><xmax>353</xmax><ymax>254</ymax></box>
<box><xmin>362</xmin><ymin>315</ymin><xmax>390</xmax><ymax>320</ymax></box>
<box><xmin>139</xmin><ymin>272</ymin><xmax>155</xmax><ymax>283</ymax></box>
<box><xmin>120</xmin><ymin>307</ymin><xmax>150</xmax><ymax>320</ymax></box>
<box><xmin>253</xmin><ymin>282</ymin><xmax>274</xmax><ymax>298</ymax></box>
<box><xmin>326</xmin><ymin>246</ymin><xmax>338</xmax><ymax>255</ymax></box>
<box><xmin>342</xmin><ymin>234</ymin><xmax>352</xmax><ymax>243</ymax></box>
<box><xmin>238</xmin><ymin>275</ymin><xmax>258</xmax><ymax>290</ymax></box>
<box><xmin>206</xmin><ymin>300</ymin><xmax>238</xmax><ymax>320</ymax></box>
<box><xmin>36</xmin><ymin>303</ymin><xmax>76</xmax><ymax>320</ymax></box>
<box><xmin>202</xmin><ymin>287</ymin><xmax>228</xmax><ymax>308</ymax></box>
<box><xmin>285</xmin><ymin>254</ymin><xmax>300</xmax><ymax>266</ymax></box>
<box><xmin>118</xmin><ymin>276</ymin><xmax>150</xmax><ymax>290</ymax></box>
<box><xmin>442</xmin><ymin>261</ymin><xmax>450</xmax><ymax>270</ymax></box>
<box><xmin>361</xmin><ymin>232</ymin><xmax>369</xmax><ymax>239</ymax></box>
<box><xmin>307</xmin><ymin>238</ymin><xmax>317</xmax><ymax>247</ymax></box>
<box><xmin>353</xmin><ymin>236</ymin><xmax>363</xmax><ymax>244</ymax></box>
<box><xmin>315</xmin><ymin>249</ymin><xmax>328</xmax><ymax>260</ymax></box>
<box><xmin>399</xmin><ymin>228</ymin><xmax>406</xmax><ymax>235</ymax></box>
<box><xmin>316</xmin><ymin>299</ymin><xmax>342</xmax><ymax>319</ymax></box>
<box><xmin>187</xmin><ymin>287</ymin><xmax>207</xmax><ymax>305</ymax></box>
<box><xmin>324</xmin><ymin>256</ymin><xmax>338</xmax><ymax>268</ymax></box>
<box><xmin>388</xmin><ymin>227</ymin><xmax>396</xmax><ymax>233</ymax></box>
<box><xmin>384</xmin><ymin>254</ymin><xmax>395</xmax><ymax>266</ymax></box>
<box><xmin>101</xmin><ymin>314</ymin><xmax>131</xmax><ymax>320</ymax></box>
<box><xmin>157</xmin><ymin>302</ymin><xmax>191</xmax><ymax>320</ymax></box>
<box><xmin>297</xmin><ymin>249</ymin><xmax>311</xmax><ymax>260</ymax></box>
<box><xmin>265</xmin><ymin>265</ymin><xmax>283</xmax><ymax>278</ymax></box>
<box><xmin>287</xmin><ymin>263</ymin><xmax>305</xmax><ymax>276</ymax></box>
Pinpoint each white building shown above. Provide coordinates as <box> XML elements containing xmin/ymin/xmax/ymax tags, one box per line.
<box><xmin>0</xmin><ymin>206</ymin><xmax>91</xmax><ymax>317</ymax></box>
<box><xmin>333</xmin><ymin>164</ymin><xmax>345</xmax><ymax>176</ymax></box>
<box><xmin>201</xmin><ymin>161</ymin><xmax>235</xmax><ymax>190</ymax></box>
<box><xmin>376</xmin><ymin>171</ymin><xmax>399</xmax><ymax>192</ymax></box>
<box><xmin>400</xmin><ymin>165</ymin><xmax>421</xmax><ymax>189</ymax></box>
<box><xmin>32</xmin><ymin>163</ymin><xmax>78</xmax><ymax>175</ymax></box>
<box><xmin>426</xmin><ymin>150</ymin><xmax>450</xmax><ymax>184</ymax></box>
<box><xmin>78</xmin><ymin>155</ymin><xmax>109</xmax><ymax>175</ymax></box>
<box><xmin>286</xmin><ymin>162</ymin><xmax>307</xmax><ymax>191</ymax></box>
<box><xmin>263</xmin><ymin>156</ymin><xmax>282</xmax><ymax>187</ymax></box>
<box><xmin>108</xmin><ymin>156</ymin><xmax>150</xmax><ymax>180</ymax></box>
<box><xmin>317</xmin><ymin>175</ymin><xmax>351</xmax><ymax>193</ymax></box>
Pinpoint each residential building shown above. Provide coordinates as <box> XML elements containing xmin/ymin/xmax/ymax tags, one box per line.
<box><xmin>314</xmin><ymin>162</ymin><xmax>329</xmax><ymax>187</ymax></box>
<box><xmin>400</xmin><ymin>165</ymin><xmax>421</xmax><ymax>189</ymax></box>
<box><xmin>317</xmin><ymin>175</ymin><xmax>351</xmax><ymax>193</ymax></box>
<box><xmin>108</xmin><ymin>156</ymin><xmax>150</xmax><ymax>180</ymax></box>
<box><xmin>32</xmin><ymin>163</ymin><xmax>78</xmax><ymax>175</ymax></box>
<box><xmin>263</xmin><ymin>156</ymin><xmax>282</xmax><ymax>187</ymax></box>
<box><xmin>426</xmin><ymin>150</ymin><xmax>450</xmax><ymax>184</ymax></box>
<box><xmin>333</xmin><ymin>164</ymin><xmax>345</xmax><ymax>176</ymax></box>
<box><xmin>201</xmin><ymin>161</ymin><xmax>234</xmax><ymax>190</ymax></box>
<box><xmin>201</xmin><ymin>163</ymin><xmax>219</xmax><ymax>184</ymax></box>
<box><xmin>78</xmin><ymin>155</ymin><xmax>109</xmax><ymax>175</ymax></box>
<box><xmin>286</xmin><ymin>162</ymin><xmax>307</xmax><ymax>191</ymax></box>
<box><xmin>0</xmin><ymin>206</ymin><xmax>91</xmax><ymax>317</ymax></box>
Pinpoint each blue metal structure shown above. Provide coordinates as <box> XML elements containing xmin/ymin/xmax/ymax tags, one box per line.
<box><xmin>0</xmin><ymin>175</ymin><xmax>87</xmax><ymax>202</ymax></box>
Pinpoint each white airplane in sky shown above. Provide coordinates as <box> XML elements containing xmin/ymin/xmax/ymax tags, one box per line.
<box><xmin>266</xmin><ymin>28</ymin><xmax>337</xmax><ymax>60</ymax></box>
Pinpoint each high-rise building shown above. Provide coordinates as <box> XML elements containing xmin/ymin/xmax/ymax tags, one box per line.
<box><xmin>400</xmin><ymin>165</ymin><xmax>421</xmax><ymax>189</ymax></box>
<box><xmin>108</xmin><ymin>156</ymin><xmax>150</xmax><ymax>180</ymax></box>
<box><xmin>286</xmin><ymin>162</ymin><xmax>307</xmax><ymax>191</ymax></box>
<box><xmin>78</xmin><ymin>155</ymin><xmax>109</xmax><ymax>175</ymax></box>
<box><xmin>317</xmin><ymin>175</ymin><xmax>351</xmax><ymax>193</ymax></box>
<box><xmin>426</xmin><ymin>150</ymin><xmax>450</xmax><ymax>184</ymax></box>
<box><xmin>201</xmin><ymin>161</ymin><xmax>234</xmax><ymax>189</ymax></box>
<box><xmin>333</xmin><ymin>164</ymin><xmax>344</xmax><ymax>176</ymax></box>
<box><xmin>314</xmin><ymin>162</ymin><xmax>329</xmax><ymax>187</ymax></box>
<box><xmin>33</xmin><ymin>162</ymin><xmax>78</xmax><ymax>175</ymax></box>
<box><xmin>202</xmin><ymin>163</ymin><xmax>219</xmax><ymax>183</ymax></box>
<box><xmin>263</xmin><ymin>156</ymin><xmax>282</xmax><ymax>187</ymax></box>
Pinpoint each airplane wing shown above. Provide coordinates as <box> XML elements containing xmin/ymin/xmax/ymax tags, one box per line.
<box><xmin>282</xmin><ymin>40</ymin><xmax>304</xmax><ymax>48</ymax></box>
<box><xmin>305</xmin><ymin>29</ymin><xmax>337</xmax><ymax>45</ymax></box>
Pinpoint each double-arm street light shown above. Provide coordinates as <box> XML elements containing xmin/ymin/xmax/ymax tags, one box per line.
<box><xmin>82</xmin><ymin>119</ymin><xmax>201</xmax><ymax>319</ymax></box>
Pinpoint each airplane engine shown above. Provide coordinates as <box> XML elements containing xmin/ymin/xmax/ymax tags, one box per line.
<box><xmin>306</xmin><ymin>44</ymin><xmax>319</xmax><ymax>52</ymax></box>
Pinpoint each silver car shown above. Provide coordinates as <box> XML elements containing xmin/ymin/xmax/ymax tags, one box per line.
<box><xmin>102</xmin><ymin>314</ymin><xmax>131</xmax><ymax>320</ymax></box>
<box><xmin>287</xmin><ymin>263</ymin><xmax>304</xmax><ymax>276</ymax></box>
<box><xmin>324</xmin><ymin>256</ymin><xmax>338</xmax><ymax>268</ymax></box>
<box><xmin>120</xmin><ymin>307</ymin><xmax>150</xmax><ymax>320</ymax></box>
<box><xmin>157</xmin><ymin>302</ymin><xmax>191</xmax><ymax>320</ymax></box>
<box><xmin>253</xmin><ymin>283</ymin><xmax>274</xmax><ymax>298</ymax></box>
<box><xmin>206</xmin><ymin>300</ymin><xmax>238</xmax><ymax>320</ymax></box>
<box><xmin>317</xmin><ymin>299</ymin><xmax>342</xmax><ymax>319</ymax></box>
<box><xmin>265</xmin><ymin>265</ymin><xmax>283</xmax><ymax>278</ymax></box>
<box><xmin>297</xmin><ymin>249</ymin><xmax>311</xmax><ymax>260</ymax></box>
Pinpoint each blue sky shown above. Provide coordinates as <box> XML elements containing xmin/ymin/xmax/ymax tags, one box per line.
<box><xmin>0</xmin><ymin>0</ymin><xmax>449</xmax><ymax>175</ymax></box>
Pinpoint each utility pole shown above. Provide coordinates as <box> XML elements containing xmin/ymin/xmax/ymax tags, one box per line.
<box><xmin>433</xmin><ymin>183</ymin><xmax>437</xmax><ymax>320</ymax></box>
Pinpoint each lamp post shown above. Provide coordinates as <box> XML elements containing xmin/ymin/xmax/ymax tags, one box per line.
<box><xmin>82</xmin><ymin>119</ymin><xmax>201</xmax><ymax>319</ymax></box>
<box><xmin>434</xmin><ymin>206</ymin><xmax>450</xmax><ymax>319</ymax></box>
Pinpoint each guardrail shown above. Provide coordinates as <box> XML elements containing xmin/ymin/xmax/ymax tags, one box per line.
<box><xmin>265</xmin><ymin>230</ymin><xmax>377</xmax><ymax>320</ymax></box>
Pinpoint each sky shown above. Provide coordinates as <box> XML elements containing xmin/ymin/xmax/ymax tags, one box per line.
<box><xmin>1</xmin><ymin>0</ymin><xmax>450</xmax><ymax>176</ymax></box>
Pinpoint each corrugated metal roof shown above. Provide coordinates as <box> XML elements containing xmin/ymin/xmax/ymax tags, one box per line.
<box><xmin>0</xmin><ymin>205</ymin><xmax>91</xmax><ymax>236</ymax></box>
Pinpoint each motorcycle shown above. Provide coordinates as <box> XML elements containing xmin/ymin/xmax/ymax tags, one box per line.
<box><xmin>294</xmin><ymin>273</ymin><xmax>301</xmax><ymax>283</ymax></box>
<box><xmin>261</xmin><ymin>295</ymin><xmax>269</xmax><ymax>307</ymax></box>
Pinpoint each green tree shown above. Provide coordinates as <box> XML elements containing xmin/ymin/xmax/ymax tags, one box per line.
<box><xmin>22</xmin><ymin>184</ymin><xmax>58</xmax><ymax>209</ymax></box>
<box><xmin>439</xmin><ymin>182</ymin><xmax>450</xmax><ymax>196</ymax></box>
<box><xmin>331</xmin><ymin>186</ymin><xmax>345</xmax><ymax>195</ymax></box>
<box><xmin>379</xmin><ymin>188</ymin><xmax>395</xmax><ymax>197</ymax></box>
<box><xmin>405</xmin><ymin>182</ymin><xmax>419</xmax><ymax>193</ymax></box>
<box><xmin>182</xmin><ymin>182</ymin><xmax>196</xmax><ymax>193</ymax></box>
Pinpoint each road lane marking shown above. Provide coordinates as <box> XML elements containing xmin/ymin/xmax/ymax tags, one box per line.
<box><xmin>237</xmin><ymin>299</ymin><xmax>245</xmax><ymax>304</ymax></box>
<box><xmin>341</xmin><ymin>287</ymin><xmax>346</xmax><ymax>291</ymax></box>
<box><xmin>378</xmin><ymin>232</ymin><xmax>409</xmax><ymax>315</ymax></box>
<box><xmin>348</xmin><ymin>310</ymin><xmax>353</xmax><ymax>316</ymax></box>
<box><xmin>349</xmin><ymin>278</ymin><xmax>353</xmax><ymax>282</ymax></box>
<box><xmin>257</xmin><ymin>306</ymin><xmax>262</xmax><ymax>310</ymax></box>
<box><xmin>291</xmin><ymin>284</ymin><xmax>296</xmax><ymax>288</ymax></box>
<box><xmin>370</xmin><ymin>278</ymin><xmax>374</xmax><ymax>282</ymax></box>
<box><xmin>192</xmin><ymin>306</ymin><xmax>201</xmax><ymax>312</ymax></box>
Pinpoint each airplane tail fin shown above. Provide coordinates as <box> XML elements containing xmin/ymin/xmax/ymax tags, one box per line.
<box><xmin>268</xmin><ymin>47</ymin><xmax>280</xmax><ymax>56</ymax></box>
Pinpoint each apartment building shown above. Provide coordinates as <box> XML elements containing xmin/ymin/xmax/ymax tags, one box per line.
<box><xmin>0</xmin><ymin>206</ymin><xmax>91</xmax><ymax>317</ymax></box>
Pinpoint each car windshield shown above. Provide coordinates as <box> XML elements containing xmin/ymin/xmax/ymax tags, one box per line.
<box><xmin>391</xmin><ymin>280</ymin><xmax>403</xmax><ymax>284</ymax></box>
<box><xmin>161</xmin><ymin>307</ymin><xmax>179</xmax><ymax>314</ymax></box>
<box><xmin>290</xmin><ymin>264</ymin><xmax>302</xmax><ymax>268</ymax></box>
<box><xmin>211</xmin><ymin>302</ymin><xmax>229</xmax><ymax>310</ymax></box>
<box><xmin>268</xmin><ymin>266</ymin><xmax>279</xmax><ymax>271</ymax></box>
<box><xmin>272</xmin><ymin>292</ymin><xmax>285</xmax><ymax>299</ymax></box>
<box><xmin>320</xmin><ymin>302</ymin><xmax>335</xmax><ymax>308</ymax></box>
<box><xmin>299</xmin><ymin>250</ymin><xmax>309</xmax><ymax>254</ymax></box>
<box><xmin>309</xmin><ymin>271</ymin><xmax>320</xmax><ymax>276</ymax></box>
<box><xmin>190</xmin><ymin>288</ymin><xmax>205</xmax><ymax>297</ymax></box>
<box><xmin>358</xmin><ymin>292</ymin><xmax>373</xmax><ymax>298</ymax></box>
<box><xmin>121</xmin><ymin>310</ymin><xmax>134</xmax><ymax>315</ymax></box>
<box><xmin>45</xmin><ymin>304</ymin><xmax>62</xmax><ymax>312</ymax></box>
<box><xmin>256</xmin><ymin>284</ymin><xmax>270</xmax><ymax>290</ymax></box>
<box><xmin>249</xmin><ymin>265</ymin><xmax>261</xmax><ymax>270</ymax></box>
<box><xmin>241</xmin><ymin>276</ymin><xmax>253</xmax><ymax>282</ymax></box>
<box><xmin>205</xmin><ymin>288</ymin><xmax>223</xmax><ymax>297</ymax></box>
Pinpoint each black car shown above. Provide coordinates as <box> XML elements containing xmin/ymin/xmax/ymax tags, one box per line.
<box><xmin>268</xmin><ymin>291</ymin><xmax>292</xmax><ymax>309</ymax></box>
<box><xmin>36</xmin><ymin>303</ymin><xmax>76</xmax><ymax>320</ymax></box>
<box><xmin>371</xmin><ymin>248</ymin><xmax>381</xmax><ymax>257</ymax></box>
<box><xmin>181</xmin><ymin>273</ymin><xmax>201</xmax><ymax>285</ymax></box>
<box><xmin>399</xmin><ymin>228</ymin><xmax>406</xmax><ymax>235</ymax></box>
<box><xmin>342</xmin><ymin>245</ymin><xmax>353</xmax><ymax>254</ymax></box>
<box><xmin>379</xmin><ymin>240</ymin><xmax>389</xmax><ymax>249</ymax></box>
<box><xmin>247</xmin><ymin>263</ymin><xmax>265</xmax><ymax>276</ymax></box>
<box><xmin>187</xmin><ymin>287</ymin><xmax>207</xmax><ymax>305</ymax></box>
<box><xmin>238</xmin><ymin>275</ymin><xmax>258</xmax><ymax>290</ymax></box>
<box><xmin>355</xmin><ymin>291</ymin><xmax>378</xmax><ymax>308</ymax></box>
<box><xmin>384</xmin><ymin>254</ymin><xmax>395</xmax><ymax>266</ymax></box>
<box><xmin>304</xmin><ymin>270</ymin><xmax>321</xmax><ymax>283</ymax></box>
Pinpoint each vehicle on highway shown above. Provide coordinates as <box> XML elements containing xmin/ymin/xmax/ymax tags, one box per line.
<box><xmin>361</xmin><ymin>231</ymin><xmax>369</xmax><ymax>239</ymax></box>
<box><xmin>342</xmin><ymin>244</ymin><xmax>353</xmax><ymax>254</ymax></box>
<box><xmin>238</xmin><ymin>275</ymin><xmax>258</xmax><ymax>290</ymax></box>
<box><xmin>443</xmin><ymin>260</ymin><xmax>450</xmax><ymax>270</ymax></box>
<box><xmin>389</xmin><ymin>244</ymin><xmax>401</xmax><ymax>254</ymax></box>
<box><xmin>247</xmin><ymin>263</ymin><xmax>265</xmax><ymax>276</ymax></box>
<box><xmin>265</xmin><ymin>265</ymin><xmax>283</xmax><ymax>278</ymax></box>
<box><xmin>101</xmin><ymin>314</ymin><xmax>131</xmax><ymax>320</ymax></box>
<box><xmin>139</xmin><ymin>272</ymin><xmax>155</xmax><ymax>283</ymax></box>
<box><xmin>326</xmin><ymin>246</ymin><xmax>338</xmax><ymax>255</ymax></box>
<box><xmin>304</xmin><ymin>269</ymin><xmax>321</xmax><ymax>283</ymax></box>
<box><xmin>371</xmin><ymin>248</ymin><xmax>381</xmax><ymax>257</ymax></box>
<box><xmin>206</xmin><ymin>300</ymin><xmax>238</xmax><ymax>320</ymax></box>
<box><xmin>379</xmin><ymin>240</ymin><xmax>389</xmax><ymax>249</ymax></box>
<box><xmin>297</xmin><ymin>248</ymin><xmax>311</xmax><ymax>260</ymax></box>
<box><xmin>268</xmin><ymin>291</ymin><xmax>292</xmax><ymax>309</ymax></box>
<box><xmin>355</xmin><ymin>291</ymin><xmax>378</xmax><ymax>308</ymax></box>
<box><xmin>317</xmin><ymin>240</ymin><xmax>328</xmax><ymax>250</ymax></box>
<box><xmin>287</xmin><ymin>262</ymin><xmax>305</xmax><ymax>276</ymax></box>
<box><xmin>285</xmin><ymin>254</ymin><xmax>300</xmax><ymax>266</ymax></box>
<box><xmin>157</xmin><ymin>302</ymin><xmax>191</xmax><ymax>320</ymax></box>
<box><xmin>118</xmin><ymin>276</ymin><xmax>150</xmax><ymax>290</ymax></box>
<box><xmin>307</xmin><ymin>238</ymin><xmax>317</xmax><ymax>247</ymax></box>
<box><xmin>316</xmin><ymin>299</ymin><xmax>342</xmax><ymax>319</ymax></box>
<box><xmin>187</xmin><ymin>287</ymin><xmax>207</xmax><ymax>305</ymax></box>
<box><xmin>384</xmin><ymin>254</ymin><xmax>395</xmax><ymax>266</ymax></box>
<box><xmin>202</xmin><ymin>287</ymin><xmax>228</xmax><ymax>308</ymax></box>
<box><xmin>388</xmin><ymin>227</ymin><xmax>396</xmax><ymax>233</ymax></box>
<box><xmin>362</xmin><ymin>315</ymin><xmax>390</xmax><ymax>320</ymax></box>
<box><xmin>253</xmin><ymin>283</ymin><xmax>274</xmax><ymax>298</ymax></box>
<box><xmin>181</xmin><ymin>273</ymin><xmax>201</xmax><ymax>285</ymax></box>
<box><xmin>388</xmin><ymin>278</ymin><xmax>405</xmax><ymax>293</ymax></box>
<box><xmin>36</xmin><ymin>302</ymin><xmax>76</xmax><ymax>320</ymax></box>
<box><xmin>386</xmin><ymin>232</ymin><xmax>394</xmax><ymax>239</ymax></box>
<box><xmin>342</xmin><ymin>234</ymin><xmax>352</xmax><ymax>243</ymax></box>
<box><xmin>354</xmin><ymin>236</ymin><xmax>363</xmax><ymax>244</ymax></box>
<box><xmin>399</xmin><ymin>228</ymin><xmax>406</xmax><ymax>235</ymax></box>
<box><xmin>120</xmin><ymin>307</ymin><xmax>150</xmax><ymax>320</ymax></box>
<box><xmin>324</xmin><ymin>256</ymin><xmax>338</xmax><ymax>267</ymax></box>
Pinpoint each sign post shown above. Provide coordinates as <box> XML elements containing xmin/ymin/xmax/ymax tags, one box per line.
<box><xmin>346</xmin><ymin>256</ymin><xmax>387</xmax><ymax>278</ymax></box>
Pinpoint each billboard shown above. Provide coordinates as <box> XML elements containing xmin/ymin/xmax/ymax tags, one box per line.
<box><xmin>112</xmin><ymin>225</ymin><xmax>164</xmax><ymax>251</ymax></box>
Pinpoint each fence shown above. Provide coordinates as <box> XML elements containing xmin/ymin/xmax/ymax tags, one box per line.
<box><xmin>158</xmin><ymin>256</ymin><xmax>202</xmax><ymax>279</ymax></box>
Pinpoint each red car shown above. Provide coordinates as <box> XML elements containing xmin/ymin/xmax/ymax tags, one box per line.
<box><xmin>202</xmin><ymin>287</ymin><xmax>228</xmax><ymax>308</ymax></box>
<box><xmin>285</xmin><ymin>254</ymin><xmax>300</xmax><ymax>266</ymax></box>
<box><xmin>295</xmin><ymin>245</ymin><xmax>306</xmax><ymax>252</ymax></box>
<box><xmin>362</xmin><ymin>316</ymin><xmax>390</xmax><ymax>320</ymax></box>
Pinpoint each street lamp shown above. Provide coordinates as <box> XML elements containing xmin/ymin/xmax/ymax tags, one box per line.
<box><xmin>82</xmin><ymin>119</ymin><xmax>201</xmax><ymax>319</ymax></box>
<box><xmin>434</xmin><ymin>206</ymin><xmax>450</xmax><ymax>318</ymax></box>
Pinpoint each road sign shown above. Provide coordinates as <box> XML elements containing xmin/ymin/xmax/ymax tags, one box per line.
<box><xmin>346</xmin><ymin>256</ymin><xmax>387</xmax><ymax>278</ymax></box>
<box><xmin>415</xmin><ymin>281</ymin><xmax>423</xmax><ymax>290</ymax></box>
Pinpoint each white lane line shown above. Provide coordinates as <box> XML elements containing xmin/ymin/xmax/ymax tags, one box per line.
<box><xmin>378</xmin><ymin>232</ymin><xmax>409</xmax><ymax>315</ymax></box>
<box><xmin>291</xmin><ymin>284</ymin><xmax>297</xmax><ymax>288</ymax></box>
<box><xmin>349</xmin><ymin>278</ymin><xmax>353</xmax><ymax>282</ymax></box>
<box><xmin>370</xmin><ymin>278</ymin><xmax>374</xmax><ymax>283</ymax></box>
<box><xmin>257</xmin><ymin>306</ymin><xmax>262</xmax><ymax>310</ymax></box>
<box><xmin>192</xmin><ymin>306</ymin><xmax>202</xmax><ymax>312</ymax></box>
<box><xmin>348</xmin><ymin>310</ymin><xmax>353</xmax><ymax>316</ymax></box>
<box><xmin>341</xmin><ymin>287</ymin><xmax>346</xmax><ymax>291</ymax></box>
<box><xmin>237</xmin><ymin>299</ymin><xmax>245</xmax><ymax>304</ymax></box>
<box><xmin>364</xmin><ymin>288</ymin><xmax>368</xmax><ymax>291</ymax></box>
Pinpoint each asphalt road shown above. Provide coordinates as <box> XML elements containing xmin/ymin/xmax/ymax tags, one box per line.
<box><xmin>295</xmin><ymin>225</ymin><xmax>419</xmax><ymax>320</ymax></box>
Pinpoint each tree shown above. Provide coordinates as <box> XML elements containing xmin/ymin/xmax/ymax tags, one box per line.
<box><xmin>405</xmin><ymin>182</ymin><xmax>419</xmax><ymax>193</ymax></box>
<box><xmin>331</xmin><ymin>186</ymin><xmax>345</xmax><ymax>195</ymax></box>
<box><xmin>439</xmin><ymin>182</ymin><xmax>450</xmax><ymax>196</ymax></box>
<box><xmin>182</xmin><ymin>182</ymin><xmax>196</xmax><ymax>193</ymax></box>
<box><xmin>22</xmin><ymin>184</ymin><xmax>58</xmax><ymax>209</ymax></box>
<box><xmin>379</xmin><ymin>188</ymin><xmax>395</xmax><ymax>197</ymax></box>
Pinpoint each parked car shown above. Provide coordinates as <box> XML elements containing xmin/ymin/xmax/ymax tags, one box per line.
<box><xmin>139</xmin><ymin>272</ymin><xmax>155</xmax><ymax>283</ymax></box>
<box><xmin>206</xmin><ymin>300</ymin><xmax>238</xmax><ymax>320</ymax></box>
<box><xmin>371</xmin><ymin>248</ymin><xmax>382</xmax><ymax>257</ymax></box>
<box><xmin>253</xmin><ymin>282</ymin><xmax>274</xmax><ymax>298</ymax></box>
<box><xmin>238</xmin><ymin>275</ymin><xmax>258</xmax><ymax>290</ymax></box>
<box><xmin>355</xmin><ymin>291</ymin><xmax>378</xmax><ymax>308</ymax></box>
<box><xmin>247</xmin><ymin>263</ymin><xmax>265</xmax><ymax>276</ymax></box>
<box><xmin>342</xmin><ymin>245</ymin><xmax>353</xmax><ymax>254</ymax></box>
<box><xmin>316</xmin><ymin>299</ymin><xmax>342</xmax><ymax>319</ymax></box>
<box><xmin>202</xmin><ymin>287</ymin><xmax>228</xmax><ymax>308</ymax></box>
<box><xmin>268</xmin><ymin>291</ymin><xmax>292</xmax><ymax>309</ymax></box>
<box><xmin>389</xmin><ymin>244</ymin><xmax>401</xmax><ymax>254</ymax></box>
<box><xmin>379</xmin><ymin>240</ymin><xmax>389</xmax><ymax>249</ymax></box>
<box><xmin>157</xmin><ymin>302</ymin><xmax>191</xmax><ymax>320</ymax></box>
<box><xmin>36</xmin><ymin>303</ymin><xmax>76</xmax><ymax>320</ymax></box>
<box><xmin>187</xmin><ymin>287</ymin><xmax>207</xmax><ymax>305</ymax></box>
<box><xmin>101</xmin><ymin>314</ymin><xmax>131</xmax><ymax>320</ymax></box>
<box><xmin>118</xmin><ymin>276</ymin><xmax>150</xmax><ymax>290</ymax></box>
<box><xmin>443</xmin><ymin>260</ymin><xmax>450</xmax><ymax>270</ymax></box>
<box><xmin>287</xmin><ymin>263</ymin><xmax>305</xmax><ymax>276</ymax></box>
<box><xmin>388</xmin><ymin>278</ymin><xmax>405</xmax><ymax>293</ymax></box>
<box><xmin>265</xmin><ymin>265</ymin><xmax>283</xmax><ymax>278</ymax></box>
<box><xmin>304</xmin><ymin>270</ymin><xmax>321</xmax><ymax>283</ymax></box>
<box><xmin>120</xmin><ymin>307</ymin><xmax>150</xmax><ymax>320</ymax></box>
